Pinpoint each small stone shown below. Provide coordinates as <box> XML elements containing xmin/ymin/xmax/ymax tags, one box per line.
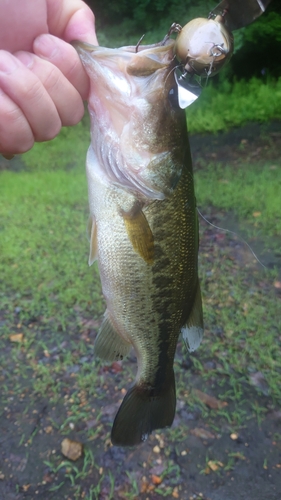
<box><xmin>61</xmin><ymin>438</ymin><xmax>83</xmax><ymax>461</ymax></box>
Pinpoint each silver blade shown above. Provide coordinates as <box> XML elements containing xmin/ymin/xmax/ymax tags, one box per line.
<box><xmin>174</xmin><ymin>69</ymin><xmax>202</xmax><ymax>109</ymax></box>
<box><xmin>210</xmin><ymin>0</ymin><xmax>272</xmax><ymax>30</ymax></box>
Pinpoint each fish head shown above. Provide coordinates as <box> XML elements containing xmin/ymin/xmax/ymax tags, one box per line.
<box><xmin>72</xmin><ymin>40</ymin><xmax>189</xmax><ymax>200</ymax></box>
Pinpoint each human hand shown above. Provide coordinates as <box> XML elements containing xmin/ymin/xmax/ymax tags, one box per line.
<box><xmin>0</xmin><ymin>0</ymin><xmax>97</xmax><ymax>156</ymax></box>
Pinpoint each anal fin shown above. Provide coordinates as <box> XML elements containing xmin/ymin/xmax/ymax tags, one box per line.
<box><xmin>94</xmin><ymin>311</ymin><xmax>131</xmax><ymax>361</ymax></box>
<box><xmin>181</xmin><ymin>279</ymin><xmax>204</xmax><ymax>352</ymax></box>
<box><xmin>123</xmin><ymin>209</ymin><xmax>154</xmax><ymax>265</ymax></box>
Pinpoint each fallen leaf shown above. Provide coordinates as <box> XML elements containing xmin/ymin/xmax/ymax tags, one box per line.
<box><xmin>44</xmin><ymin>426</ymin><xmax>53</xmax><ymax>434</ymax></box>
<box><xmin>208</xmin><ymin>460</ymin><xmax>223</xmax><ymax>472</ymax></box>
<box><xmin>22</xmin><ymin>485</ymin><xmax>31</xmax><ymax>492</ymax></box>
<box><xmin>61</xmin><ymin>438</ymin><xmax>83</xmax><ymax>461</ymax></box>
<box><xmin>151</xmin><ymin>474</ymin><xmax>162</xmax><ymax>485</ymax></box>
<box><xmin>140</xmin><ymin>478</ymin><xmax>149</xmax><ymax>494</ymax></box>
<box><xmin>191</xmin><ymin>427</ymin><xmax>216</xmax><ymax>440</ymax></box>
<box><xmin>9</xmin><ymin>333</ymin><xmax>24</xmax><ymax>343</ymax></box>
<box><xmin>140</xmin><ymin>478</ymin><xmax>155</xmax><ymax>493</ymax></box>
<box><xmin>172</xmin><ymin>486</ymin><xmax>180</xmax><ymax>498</ymax></box>
<box><xmin>194</xmin><ymin>389</ymin><xmax>227</xmax><ymax>409</ymax></box>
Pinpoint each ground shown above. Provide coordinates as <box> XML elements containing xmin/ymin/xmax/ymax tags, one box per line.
<box><xmin>0</xmin><ymin>121</ymin><xmax>280</xmax><ymax>500</ymax></box>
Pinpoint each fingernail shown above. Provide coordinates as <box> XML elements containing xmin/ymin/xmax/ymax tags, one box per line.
<box><xmin>34</xmin><ymin>34</ymin><xmax>59</xmax><ymax>59</ymax></box>
<box><xmin>16</xmin><ymin>51</ymin><xmax>34</xmax><ymax>69</ymax></box>
<box><xmin>0</xmin><ymin>51</ymin><xmax>19</xmax><ymax>74</ymax></box>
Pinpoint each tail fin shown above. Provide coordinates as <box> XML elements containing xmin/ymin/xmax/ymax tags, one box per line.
<box><xmin>111</xmin><ymin>372</ymin><xmax>176</xmax><ymax>446</ymax></box>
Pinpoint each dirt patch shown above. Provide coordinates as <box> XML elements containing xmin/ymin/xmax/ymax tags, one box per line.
<box><xmin>1</xmin><ymin>339</ymin><xmax>281</xmax><ymax>500</ymax></box>
<box><xmin>189</xmin><ymin>120</ymin><xmax>281</xmax><ymax>168</ymax></box>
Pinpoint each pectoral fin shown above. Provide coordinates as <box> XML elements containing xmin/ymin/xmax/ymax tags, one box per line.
<box><xmin>181</xmin><ymin>280</ymin><xmax>204</xmax><ymax>352</ymax></box>
<box><xmin>94</xmin><ymin>311</ymin><xmax>131</xmax><ymax>362</ymax></box>
<box><xmin>87</xmin><ymin>216</ymin><xmax>98</xmax><ymax>266</ymax></box>
<box><xmin>123</xmin><ymin>209</ymin><xmax>154</xmax><ymax>265</ymax></box>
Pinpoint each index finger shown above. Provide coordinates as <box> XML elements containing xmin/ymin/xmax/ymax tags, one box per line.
<box><xmin>33</xmin><ymin>34</ymin><xmax>91</xmax><ymax>100</ymax></box>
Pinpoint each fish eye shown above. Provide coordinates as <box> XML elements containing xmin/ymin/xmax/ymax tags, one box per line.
<box><xmin>168</xmin><ymin>86</ymin><xmax>179</xmax><ymax>109</ymax></box>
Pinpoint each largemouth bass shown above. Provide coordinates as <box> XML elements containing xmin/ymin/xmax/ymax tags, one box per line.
<box><xmin>74</xmin><ymin>36</ymin><xmax>204</xmax><ymax>446</ymax></box>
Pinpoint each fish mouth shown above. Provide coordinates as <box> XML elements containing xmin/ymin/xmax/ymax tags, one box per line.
<box><xmin>71</xmin><ymin>40</ymin><xmax>98</xmax><ymax>53</ymax></box>
<box><xmin>73</xmin><ymin>37</ymin><xmax>184</xmax><ymax>200</ymax></box>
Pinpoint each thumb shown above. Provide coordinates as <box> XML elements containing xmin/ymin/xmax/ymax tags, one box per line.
<box><xmin>63</xmin><ymin>7</ymin><xmax>98</xmax><ymax>45</ymax></box>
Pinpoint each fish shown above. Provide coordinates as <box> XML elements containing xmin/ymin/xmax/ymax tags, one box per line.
<box><xmin>73</xmin><ymin>34</ymin><xmax>204</xmax><ymax>446</ymax></box>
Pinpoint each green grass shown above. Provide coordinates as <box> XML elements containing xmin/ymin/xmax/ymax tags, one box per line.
<box><xmin>187</xmin><ymin>77</ymin><xmax>281</xmax><ymax>134</ymax></box>
<box><xmin>23</xmin><ymin>116</ymin><xmax>90</xmax><ymax>171</ymax></box>
<box><xmin>199</xmin><ymin>257</ymin><xmax>281</xmax><ymax>403</ymax></box>
<box><xmin>0</xmin><ymin>165</ymin><xmax>103</xmax><ymax>324</ymax></box>
<box><xmin>194</xmin><ymin>161</ymin><xmax>281</xmax><ymax>236</ymax></box>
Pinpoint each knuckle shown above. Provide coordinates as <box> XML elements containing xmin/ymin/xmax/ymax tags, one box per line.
<box><xmin>23</xmin><ymin>78</ymin><xmax>46</xmax><ymax>105</ymax></box>
<box><xmin>61</xmin><ymin>97</ymin><xmax>84</xmax><ymax>126</ymax></box>
<box><xmin>0</xmin><ymin>119</ymin><xmax>34</xmax><ymax>154</ymax></box>
<box><xmin>35</xmin><ymin>117</ymin><xmax>61</xmax><ymax>142</ymax></box>
<box><xmin>0</xmin><ymin>106</ymin><xmax>33</xmax><ymax>153</ymax></box>
<box><xmin>42</xmin><ymin>64</ymin><xmax>61</xmax><ymax>93</ymax></box>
